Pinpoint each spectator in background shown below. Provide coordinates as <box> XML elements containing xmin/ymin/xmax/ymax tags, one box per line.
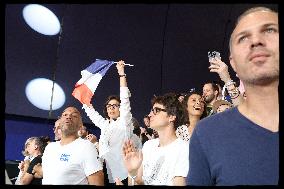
<box><xmin>131</xmin><ymin>117</ymin><xmax>143</xmax><ymax>150</ymax></box>
<box><xmin>78</xmin><ymin>125</ymin><xmax>89</xmax><ymax>138</ymax></box>
<box><xmin>17</xmin><ymin>137</ymin><xmax>47</xmax><ymax>185</ymax></box>
<box><xmin>15</xmin><ymin>142</ymin><xmax>33</xmax><ymax>185</ymax></box>
<box><xmin>42</xmin><ymin>106</ymin><xmax>104</xmax><ymax>185</ymax></box>
<box><xmin>212</xmin><ymin>100</ymin><xmax>233</xmax><ymax>114</ymax></box>
<box><xmin>176</xmin><ymin>91</ymin><xmax>206</xmax><ymax>142</ymax></box>
<box><xmin>78</xmin><ymin>124</ymin><xmax>99</xmax><ymax>154</ymax></box>
<box><xmin>53</xmin><ymin>119</ymin><xmax>61</xmax><ymax>141</ymax></box>
<box><xmin>177</xmin><ymin>93</ymin><xmax>187</xmax><ymax>102</ymax></box>
<box><xmin>215</xmin><ymin>83</ymin><xmax>223</xmax><ymax>101</ymax></box>
<box><xmin>140</xmin><ymin>115</ymin><xmax>156</xmax><ymax>144</ymax></box>
<box><xmin>208</xmin><ymin>55</ymin><xmax>244</xmax><ymax>106</ymax></box>
<box><xmin>78</xmin><ymin>125</ymin><xmax>99</xmax><ymax>147</ymax></box>
<box><xmin>144</xmin><ymin>115</ymin><xmax>159</xmax><ymax>139</ymax></box>
<box><xmin>39</xmin><ymin>136</ymin><xmax>51</xmax><ymax>146</ymax></box>
<box><xmin>83</xmin><ymin>61</ymin><xmax>133</xmax><ymax>185</ymax></box>
<box><xmin>187</xmin><ymin>6</ymin><xmax>279</xmax><ymax>185</ymax></box>
<box><xmin>202</xmin><ymin>82</ymin><xmax>219</xmax><ymax>116</ymax></box>
<box><xmin>118</xmin><ymin>93</ymin><xmax>189</xmax><ymax>186</ymax></box>
<box><xmin>143</xmin><ymin>115</ymin><xmax>150</xmax><ymax>127</ymax></box>
<box><xmin>29</xmin><ymin>136</ymin><xmax>51</xmax><ymax>180</ymax></box>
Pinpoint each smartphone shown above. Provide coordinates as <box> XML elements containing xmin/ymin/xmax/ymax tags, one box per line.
<box><xmin>208</xmin><ymin>51</ymin><xmax>221</xmax><ymax>62</ymax></box>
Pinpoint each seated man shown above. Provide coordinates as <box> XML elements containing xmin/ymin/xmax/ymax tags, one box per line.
<box><xmin>17</xmin><ymin>137</ymin><xmax>46</xmax><ymax>185</ymax></box>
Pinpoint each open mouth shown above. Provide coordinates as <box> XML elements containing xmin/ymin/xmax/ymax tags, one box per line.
<box><xmin>64</xmin><ymin>120</ymin><xmax>71</xmax><ymax>124</ymax></box>
<box><xmin>193</xmin><ymin>106</ymin><xmax>201</xmax><ymax>111</ymax></box>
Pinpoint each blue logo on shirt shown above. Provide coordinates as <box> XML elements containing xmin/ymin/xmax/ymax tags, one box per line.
<box><xmin>60</xmin><ymin>153</ymin><xmax>70</xmax><ymax>162</ymax></box>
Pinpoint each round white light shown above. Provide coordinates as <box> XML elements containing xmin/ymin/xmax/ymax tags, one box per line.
<box><xmin>22</xmin><ymin>4</ymin><xmax>60</xmax><ymax>36</ymax></box>
<box><xmin>25</xmin><ymin>78</ymin><xmax>65</xmax><ymax>110</ymax></box>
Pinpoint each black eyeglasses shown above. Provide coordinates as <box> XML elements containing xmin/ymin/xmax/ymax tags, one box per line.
<box><xmin>106</xmin><ymin>104</ymin><xmax>120</xmax><ymax>109</ymax></box>
<box><xmin>150</xmin><ymin>107</ymin><xmax>167</xmax><ymax>115</ymax></box>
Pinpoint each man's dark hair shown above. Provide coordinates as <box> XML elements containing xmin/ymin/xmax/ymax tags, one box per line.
<box><xmin>205</xmin><ymin>82</ymin><xmax>220</xmax><ymax>97</ymax></box>
<box><xmin>31</xmin><ymin>137</ymin><xmax>45</xmax><ymax>154</ymax></box>
<box><xmin>132</xmin><ymin>117</ymin><xmax>141</xmax><ymax>136</ymax></box>
<box><xmin>151</xmin><ymin>93</ymin><xmax>188</xmax><ymax>130</ymax></box>
<box><xmin>39</xmin><ymin>136</ymin><xmax>51</xmax><ymax>153</ymax></box>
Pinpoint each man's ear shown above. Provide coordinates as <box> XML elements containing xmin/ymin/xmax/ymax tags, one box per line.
<box><xmin>229</xmin><ymin>55</ymin><xmax>236</xmax><ymax>72</ymax></box>
<box><xmin>214</xmin><ymin>90</ymin><xmax>219</xmax><ymax>97</ymax></box>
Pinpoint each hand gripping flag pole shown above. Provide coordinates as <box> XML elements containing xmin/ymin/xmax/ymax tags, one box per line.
<box><xmin>114</xmin><ymin>62</ymin><xmax>134</xmax><ymax>66</ymax></box>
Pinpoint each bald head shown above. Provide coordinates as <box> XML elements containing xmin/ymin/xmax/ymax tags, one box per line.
<box><xmin>60</xmin><ymin>106</ymin><xmax>83</xmax><ymax>137</ymax></box>
<box><xmin>61</xmin><ymin>106</ymin><xmax>83</xmax><ymax>124</ymax></box>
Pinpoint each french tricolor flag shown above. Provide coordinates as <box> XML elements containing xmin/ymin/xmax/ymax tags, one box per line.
<box><xmin>72</xmin><ymin>59</ymin><xmax>114</xmax><ymax>106</ymax></box>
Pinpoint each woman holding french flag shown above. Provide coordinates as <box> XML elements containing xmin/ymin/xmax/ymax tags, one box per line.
<box><xmin>82</xmin><ymin>60</ymin><xmax>133</xmax><ymax>185</ymax></box>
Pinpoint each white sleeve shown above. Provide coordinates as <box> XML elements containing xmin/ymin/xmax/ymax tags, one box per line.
<box><xmin>119</xmin><ymin>87</ymin><xmax>133</xmax><ymax>138</ymax></box>
<box><xmin>173</xmin><ymin>141</ymin><xmax>189</xmax><ymax>177</ymax></box>
<box><xmin>82</xmin><ymin>142</ymin><xmax>103</xmax><ymax>176</ymax></box>
<box><xmin>82</xmin><ymin>104</ymin><xmax>109</xmax><ymax>130</ymax></box>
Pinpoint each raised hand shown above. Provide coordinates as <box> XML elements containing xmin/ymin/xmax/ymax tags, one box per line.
<box><xmin>116</xmin><ymin>60</ymin><xmax>125</xmax><ymax>76</ymax></box>
<box><xmin>209</xmin><ymin>58</ymin><xmax>231</xmax><ymax>83</ymax></box>
<box><xmin>122</xmin><ymin>139</ymin><xmax>143</xmax><ymax>176</ymax></box>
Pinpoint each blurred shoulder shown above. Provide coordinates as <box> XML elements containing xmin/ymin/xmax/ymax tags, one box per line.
<box><xmin>195</xmin><ymin>107</ymin><xmax>239</xmax><ymax>133</ymax></box>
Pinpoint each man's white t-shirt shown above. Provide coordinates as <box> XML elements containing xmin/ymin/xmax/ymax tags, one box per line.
<box><xmin>142</xmin><ymin>138</ymin><xmax>189</xmax><ymax>185</ymax></box>
<box><xmin>42</xmin><ymin>138</ymin><xmax>103</xmax><ymax>185</ymax></box>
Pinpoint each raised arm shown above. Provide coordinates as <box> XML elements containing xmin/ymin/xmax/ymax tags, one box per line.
<box><xmin>209</xmin><ymin>58</ymin><xmax>244</xmax><ymax>106</ymax></box>
<box><xmin>116</xmin><ymin>60</ymin><xmax>127</xmax><ymax>87</ymax></box>
<box><xmin>116</xmin><ymin>60</ymin><xmax>133</xmax><ymax>136</ymax></box>
<box><xmin>82</xmin><ymin>104</ymin><xmax>109</xmax><ymax>129</ymax></box>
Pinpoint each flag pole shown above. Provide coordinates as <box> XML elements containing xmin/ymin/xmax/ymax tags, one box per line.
<box><xmin>114</xmin><ymin>62</ymin><xmax>134</xmax><ymax>67</ymax></box>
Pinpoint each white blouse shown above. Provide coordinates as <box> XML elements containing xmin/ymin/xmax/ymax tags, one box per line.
<box><xmin>175</xmin><ymin>124</ymin><xmax>191</xmax><ymax>142</ymax></box>
<box><xmin>82</xmin><ymin>86</ymin><xmax>133</xmax><ymax>183</ymax></box>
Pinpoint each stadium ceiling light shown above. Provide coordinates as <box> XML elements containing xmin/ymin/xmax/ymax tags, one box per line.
<box><xmin>22</xmin><ymin>4</ymin><xmax>60</xmax><ymax>36</ymax></box>
<box><xmin>25</xmin><ymin>78</ymin><xmax>65</xmax><ymax>111</ymax></box>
